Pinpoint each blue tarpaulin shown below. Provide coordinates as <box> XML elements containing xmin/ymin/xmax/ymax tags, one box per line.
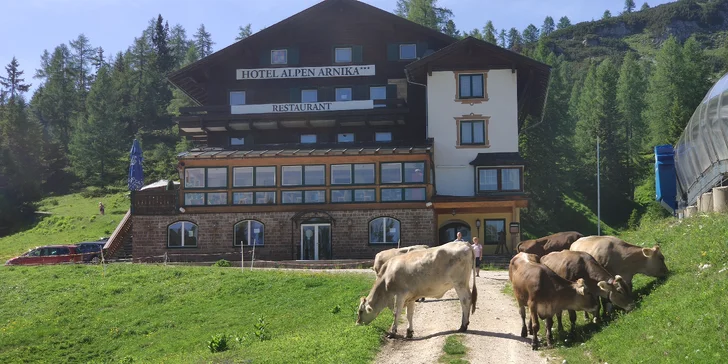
<box><xmin>128</xmin><ymin>139</ymin><xmax>144</xmax><ymax>191</ymax></box>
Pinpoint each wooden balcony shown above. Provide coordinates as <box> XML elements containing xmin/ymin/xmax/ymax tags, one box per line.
<box><xmin>131</xmin><ymin>190</ymin><xmax>179</xmax><ymax>215</ymax></box>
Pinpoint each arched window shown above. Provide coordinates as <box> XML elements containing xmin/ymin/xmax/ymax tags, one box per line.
<box><xmin>439</xmin><ymin>222</ymin><xmax>471</xmax><ymax>244</ymax></box>
<box><xmin>234</xmin><ymin>220</ymin><xmax>265</xmax><ymax>246</ymax></box>
<box><xmin>369</xmin><ymin>217</ymin><xmax>400</xmax><ymax>244</ymax></box>
<box><xmin>168</xmin><ymin>221</ymin><xmax>198</xmax><ymax>247</ymax></box>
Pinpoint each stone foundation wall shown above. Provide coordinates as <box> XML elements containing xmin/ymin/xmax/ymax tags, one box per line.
<box><xmin>132</xmin><ymin>208</ymin><xmax>435</xmax><ymax>262</ymax></box>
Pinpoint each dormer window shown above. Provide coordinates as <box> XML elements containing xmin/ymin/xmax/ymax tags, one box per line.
<box><xmin>399</xmin><ymin>44</ymin><xmax>417</xmax><ymax>60</ymax></box>
<box><xmin>271</xmin><ymin>49</ymin><xmax>288</xmax><ymax>65</ymax></box>
<box><xmin>335</xmin><ymin>47</ymin><xmax>352</xmax><ymax>63</ymax></box>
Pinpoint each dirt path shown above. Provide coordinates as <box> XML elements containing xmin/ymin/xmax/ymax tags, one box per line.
<box><xmin>373</xmin><ymin>270</ymin><xmax>557</xmax><ymax>364</ymax></box>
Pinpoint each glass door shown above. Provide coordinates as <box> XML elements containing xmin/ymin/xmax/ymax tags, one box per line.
<box><xmin>300</xmin><ymin>223</ymin><xmax>332</xmax><ymax>260</ymax></box>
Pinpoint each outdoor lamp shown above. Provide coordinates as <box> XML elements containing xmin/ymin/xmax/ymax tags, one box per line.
<box><xmin>475</xmin><ymin>219</ymin><xmax>481</xmax><ymax>229</ymax></box>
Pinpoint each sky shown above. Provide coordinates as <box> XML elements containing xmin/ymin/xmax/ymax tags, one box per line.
<box><xmin>1</xmin><ymin>0</ymin><xmax>675</xmax><ymax>95</ymax></box>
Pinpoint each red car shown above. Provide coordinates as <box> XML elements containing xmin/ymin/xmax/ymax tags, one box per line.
<box><xmin>5</xmin><ymin>245</ymin><xmax>82</xmax><ymax>266</ymax></box>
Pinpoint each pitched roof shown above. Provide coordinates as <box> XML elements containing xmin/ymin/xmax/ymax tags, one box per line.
<box><xmin>404</xmin><ymin>36</ymin><xmax>552</xmax><ymax>125</ymax></box>
<box><xmin>167</xmin><ymin>0</ymin><xmax>457</xmax><ymax>104</ymax></box>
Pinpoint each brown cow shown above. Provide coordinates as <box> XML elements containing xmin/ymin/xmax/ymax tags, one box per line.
<box><xmin>540</xmin><ymin>250</ymin><xmax>635</xmax><ymax>333</ymax></box>
<box><xmin>569</xmin><ymin>235</ymin><xmax>668</xmax><ymax>288</ymax></box>
<box><xmin>517</xmin><ymin>231</ymin><xmax>583</xmax><ymax>257</ymax></box>
<box><xmin>509</xmin><ymin>252</ymin><xmax>599</xmax><ymax>350</ymax></box>
<box><xmin>356</xmin><ymin>241</ymin><xmax>477</xmax><ymax>339</ymax></box>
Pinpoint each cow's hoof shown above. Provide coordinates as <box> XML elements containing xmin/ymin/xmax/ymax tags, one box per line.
<box><xmin>457</xmin><ymin>325</ymin><xmax>468</xmax><ymax>332</ymax></box>
<box><xmin>386</xmin><ymin>331</ymin><xmax>397</xmax><ymax>339</ymax></box>
<box><xmin>520</xmin><ymin>327</ymin><xmax>528</xmax><ymax>338</ymax></box>
<box><xmin>406</xmin><ymin>329</ymin><xmax>414</xmax><ymax>339</ymax></box>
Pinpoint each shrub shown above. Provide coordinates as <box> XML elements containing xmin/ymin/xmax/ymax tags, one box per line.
<box><xmin>213</xmin><ymin>259</ymin><xmax>231</xmax><ymax>267</ymax></box>
<box><xmin>207</xmin><ymin>334</ymin><xmax>229</xmax><ymax>353</ymax></box>
<box><xmin>254</xmin><ymin>316</ymin><xmax>271</xmax><ymax>342</ymax></box>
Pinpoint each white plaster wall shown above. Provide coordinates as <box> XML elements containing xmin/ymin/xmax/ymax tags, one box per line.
<box><xmin>427</xmin><ymin>69</ymin><xmax>519</xmax><ymax>196</ymax></box>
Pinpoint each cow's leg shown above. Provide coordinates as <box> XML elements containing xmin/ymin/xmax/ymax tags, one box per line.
<box><xmin>556</xmin><ymin>311</ymin><xmax>564</xmax><ymax>334</ymax></box>
<box><xmin>545</xmin><ymin>316</ymin><xmax>554</xmax><ymax>348</ymax></box>
<box><xmin>405</xmin><ymin>301</ymin><xmax>415</xmax><ymax>339</ymax></box>
<box><xmin>600</xmin><ymin>296</ymin><xmax>611</xmax><ymax>322</ymax></box>
<box><xmin>455</xmin><ymin>284</ymin><xmax>472</xmax><ymax>332</ymax></box>
<box><xmin>519</xmin><ymin>305</ymin><xmax>528</xmax><ymax>338</ymax></box>
<box><xmin>568</xmin><ymin>310</ymin><xmax>577</xmax><ymax>338</ymax></box>
<box><xmin>388</xmin><ymin>295</ymin><xmax>404</xmax><ymax>338</ymax></box>
<box><xmin>528</xmin><ymin>302</ymin><xmax>540</xmax><ymax>350</ymax></box>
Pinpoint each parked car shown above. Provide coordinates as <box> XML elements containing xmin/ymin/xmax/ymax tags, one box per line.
<box><xmin>75</xmin><ymin>241</ymin><xmax>107</xmax><ymax>263</ymax></box>
<box><xmin>5</xmin><ymin>245</ymin><xmax>82</xmax><ymax>266</ymax></box>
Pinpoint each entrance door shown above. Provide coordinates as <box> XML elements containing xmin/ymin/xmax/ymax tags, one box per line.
<box><xmin>301</xmin><ymin>224</ymin><xmax>332</xmax><ymax>260</ymax></box>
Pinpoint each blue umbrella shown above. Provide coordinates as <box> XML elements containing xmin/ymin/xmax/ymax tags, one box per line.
<box><xmin>128</xmin><ymin>139</ymin><xmax>144</xmax><ymax>191</ymax></box>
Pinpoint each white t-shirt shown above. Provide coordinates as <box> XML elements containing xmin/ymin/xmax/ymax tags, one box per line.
<box><xmin>472</xmin><ymin>243</ymin><xmax>482</xmax><ymax>258</ymax></box>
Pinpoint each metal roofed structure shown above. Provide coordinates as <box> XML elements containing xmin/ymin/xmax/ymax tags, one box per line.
<box><xmin>177</xmin><ymin>143</ymin><xmax>433</xmax><ymax>160</ymax></box>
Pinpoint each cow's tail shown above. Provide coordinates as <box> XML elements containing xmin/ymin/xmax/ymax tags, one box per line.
<box><xmin>471</xmin><ymin>248</ymin><xmax>478</xmax><ymax>314</ymax></box>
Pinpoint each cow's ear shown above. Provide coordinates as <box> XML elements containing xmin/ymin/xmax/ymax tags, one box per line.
<box><xmin>597</xmin><ymin>281</ymin><xmax>611</xmax><ymax>292</ymax></box>
<box><xmin>575</xmin><ymin>278</ymin><xmax>588</xmax><ymax>295</ymax></box>
<box><xmin>653</xmin><ymin>244</ymin><xmax>661</xmax><ymax>252</ymax></box>
<box><xmin>360</xmin><ymin>296</ymin><xmax>366</xmax><ymax>304</ymax></box>
<box><xmin>614</xmin><ymin>275</ymin><xmax>624</xmax><ymax>283</ymax></box>
<box><xmin>642</xmin><ymin>247</ymin><xmax>654</xmax><ymax>258</ymax></box>
<box><xmin>365</xmin><ymin>304</ymin><xmax>373</xmax><ymax>313</ymax></box>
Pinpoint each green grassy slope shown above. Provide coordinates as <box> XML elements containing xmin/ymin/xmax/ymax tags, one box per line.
<box><xmin>0</xmin><ymin>264</ymin><xmax>389</xmax><ymax>363</ymax></box>
<box><xmin>0</xmin><ymin>192</ymin><xmax>128</xmax><ymax>262</ymax></box>
<box><xmin>557</xmin><ymin>213</ymin><xmax>728</xmax><ymax>363</ymax></box>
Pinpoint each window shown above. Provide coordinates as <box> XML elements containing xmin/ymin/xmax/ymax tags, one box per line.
<box><xmin>230</xmin><ymin>91</ymin><xmax>246</xmax><ymax>105</ymax></box>
<box><xmin>375</xmin><ymin>132</ymin><xmax>392</xmax><ymax>142</ymax></box>
<box><xmin>301</xmin><ymin>134</ymin><xmax>317</xmax><ymax>144</ymax></box>
<box><xmin>184</xmin><ymin>193</ymin><xmax>204</xmax><ymax>206</ymax></box>
<box><xmin>338</xmin><ymin>133</ymin><xmax>354</xmax><ymax>143</ymax></box>
<box><xmin>282</xmin><ymin>190</ymin><xmax>325</xmax><ymax>204</ymax></box>
<box><xmin>282</xmin><ymin>191</ymin><xmax>303</xmax><ymax>204</ymax></box>
<box><xmin>255</xmin><ymin>191</ymin><xmax>276</xmax><ymax>205</ymax></box>
<box><xmin>206</xmin><ymin>192</ymin><xmax>227</xmax><ymax>205</ymax></box>
<box><xmin>460</xmin><ymin>120</ymin><xmax>486</xmax><ymax>145</ymax></box>
<box><xmin>381</xmin><ymin>188</ymin><xmax>402</xmax><ymax>202</ymax></box>
<box><xmin>370</xmin><ymin>86</ymin><xmax>387</xmax><ymax>108</ymax></box>
<box><xmin>381</xmin><ymin>188</ymin><xmax>426</xmax><ymax>202</ymax></box>
<box><xmin>233</xmin><ymin>192</ymin><xmax>253</xmax><ymax>205</ymax></box>
<box><xmin>404</xmin><ymin>162</ymin><xmax>425</xmax><ymax>183</ymax></box>
<box><xmin>255</xmin><ymin>166</ymin><xmax>276</xmax><ymax>187</ymax></box>
<box><xmin>271</xmin><ymin>49</ymin><xmax>287</xmax><ymax>65</ymax></box>
<box><xmin>168</xmin><ymin>221</ymin><xmax>198</xmax><ymax>248</ymax></box>
<box><xmin>355</xmin><ymin>189</ymin><xmax>375</xmax><ymax>202</ymax></box>
<box><xmin>369</xmin><ymin>217</ymin><xmax>400</xmax><ymax>244</ymax></box>
<box><xmin>404</xmin><ymin>187</ymin><xmax>426</xmax><ymax>201</ymax></box>
<box><xmin>206</xmin><ymin>168</ymin><xmax>227</xmax><ymax>188</ymax></box>
<box><xmin>477</xmin><ymin>167</ymin><xmax>523</xmax><ymax>193</ymax></box>
<box><xmin>336</xmin><ymin>87</ymin><xmax>352</xmax><ymax>101</ymax></box>
<box><xmin>331</xmin><ymin>190</ymin><xmax>352</xmax><ymax>203</ymax></box>
<box><xmin>335</xmin><ymin>47</ymin><xmax>352</xmax><ymax>63</ymax></box>
<box><xmin>399</xmin><ymin>44</ymin><xmax>417</xmax><ymax>60</ymax></box>
<box><xmin>459</xmin><ymin>74</ymin><xmax>485</xmax><ymax>99</ymax></box>
<box><xmin>233</xmin><ymin>167</ymin><xmax>254</xmax><ymax>187</ymax></box>
<box><xmin>380</xmin><ymin>163</ymin><xmax>402</xmax><ymax>184</ymax></box>
<box><xmin>234</xmin><ymin>220</ymin><xmax>264</xmax><ymax>246</ymax></box>
<box><xmin>305</xmin><ymin>190</ymin><xmax>326</xmax><ymax>203</ymax></box>
<box><xmin>184</xmin><ymin>168</ymin><xmax>205</xmax><ymax>188</ymax></box>
<box><xmin>331</xmin><ymin>164</ymin><xmax>352</xmax><ymax>185</ymax></box>
<box><xmin>354</xmin><ymin>164</ymin><xmax>375</xmax><ymax>184</ymax></box>
<box><xmin>484</xmin><ymin>219</ymin><xmax>506</xmax><ymax>245</ymax></box>
<box><xmin>301</xmin><ymin>89</ymin><xmax>318</xmax><ymax>103</ymax></box>
<box><xmin>282</xmin><ymin>166</ymin><xmax>303</xmax><ymax>186</ymax></box>
<box><xmin>230</xmin><ymin>137</ymin><xmax>245</xmax><ymax>146</ymax></box>
<box><xmin>304</xmin><ymin>165</ymin><xmax>325</xmax><ymax>185</ymax></box>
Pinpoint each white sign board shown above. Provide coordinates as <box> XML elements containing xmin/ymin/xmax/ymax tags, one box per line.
<box><xmin>231</xmin><ymin>100</ymin><xmax>374</xmax><ymax>115</ymax></box>
<box><xmin>236</xmin><ymin>65</ymin><xmax>375</xmax><ymax>80</ymax></box>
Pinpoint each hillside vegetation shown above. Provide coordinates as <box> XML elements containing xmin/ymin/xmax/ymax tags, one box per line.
<box><xmin>0</xmin><ymin>264</ymin><xmax>388</xmax><ymax>363</ymax></box>
<box><xmin>556</xmin><ymin>213</ymin><xmax>728</xmax><ymax>363</ymax></box>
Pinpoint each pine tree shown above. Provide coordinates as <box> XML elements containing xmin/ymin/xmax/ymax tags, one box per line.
<box><xmin>194</xmin><ymin>24</ymin><xmax>215</xmax><ymax>58</ymax></box>
<box><xmin>498</xmin><ymin>29</ymin><xmax>507</xmax><ymax>48</ymax></box>
<box><xmin>541</xmin><ymin>16</ymin><xmax>555</xmax><ymax>37</ymax></box>
<box><xmin>465</xmin><ymin>28</ymin><xmax>483</xmax><ymax>40</ymax></box>
<box><xmin>69</xmin><ymin>65</ymin><xmax>128</xmax><ymax>187</ymax></box>
<box><xmin>483</xmin><ymin>21</ymin><xmax>497</xmax><ymax>43</ymax></box>
<box><xmin>69</xmin><ymin>34</ymin><xmax>95</xmax><ymax>105</ymax></box>
<box><xmin>169</xmin><ymin>24</ymin><xmax>190</xmax><ymax>69</ymax></box>
<box><xmin>443</xmin><ymin>20</ymin><xmax>460</xmax><ymax>38</ymax></box>
<box><xmin>0</xmin><ymin>58</ymin><xmax>31</xmax><ymax>99</ymax></box>
<box><xmin>152</xmin><ymin>15</ymin><xmax>174</xmax><ymax>75</ymax></box>
<box><xmin>394</xmin><ymin>0</ymin><xmax>454</xmax><ymax>32</ymax></box>
<box><xmin>644</xmin><ymin>36</ymin><xmax>685</xmax><ymax>146</ymax></box>
<box><xmin>641</xmin><ymin>2</ymin><xmax>650</xmax><ymax>11</ymax></box>
<box><xmin>602</xmin><ymin>10</ymin><xmax>612</xmax><ymax>20</ymax></box>
<box><xmin>167</xmin><ymin>45</ymin><xmax>200</xmax><ymax>116</ymax></box>
<box><xmin>624</xmin><ymin>0</ymin><xmax>636</xmax><ymax>14</ymax></box>
<box><xmin>522</xmin><ymin>24</ymin><xmax>539</xmax><ymax>44</ymax></box>
<box><xmin>557</xmin><ymin>16</ymin><xmax>572</xmax><ymax>29</ymax></box>
<box><xmin>236</xmin><ymin>24</ymin><xmax>253</xmax><ymax>41</ymax></box>
<box><xmin>616</xmin><ymin>52</ymin><xmax>647</xmax><ymax>160</ymax></box>
<box><xmin>32</xmin><ymin>45</ymin><xmax>76</xmax><ymax>149</ymax></box>
<box><xmin>507</xmin><ymin>28</ymin><xmax>523</xmax><ymax>52</ymax></box>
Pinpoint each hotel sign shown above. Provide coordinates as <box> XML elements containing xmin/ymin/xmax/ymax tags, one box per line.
<box><xmin>231</xmin><ymin>100</ymin><xmax>374</xmax><ymax>114</ymax></box>
<box><xmin>236</xmin><ymin>65</ymin><xmax>376</xmax><ymax>80</ymax></box>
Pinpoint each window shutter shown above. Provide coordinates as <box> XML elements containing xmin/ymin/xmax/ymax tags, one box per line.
<box><xmin>352</xmin><ymin>45</ymin><xmax>363</xmax><ymax>63</ymax></box>
<box><xmin>288</xmin><ymin>47</ymin><xmax>300</xmax><ymax>65</ymax></box>
<box><xmin>386</xmin><ymin>84</ymin><xmax>398</xmax><ymax>99</ymax></box>
<box><xmin>353</xmin><ymin>85</ymin><xmax>368</xmax><ymax>100</ymax></box>
<box><xmin>416</xmin><ymin>42</ymin><xmax>429</xmax><ymax>58</ymax></box>
<box><xmin>290</xmin><ymin>88</ymin><xmax>301</xmax><ymax>103</ymax></box>
<box><xmin>387</xmin><ymin>43</ymin><xmax>399</xmax><ymax>61</ymax></box>
<box><xmin>260</xmin><ymin>50</ymin><xmax>271</xmax><ymax>66</ymax></box>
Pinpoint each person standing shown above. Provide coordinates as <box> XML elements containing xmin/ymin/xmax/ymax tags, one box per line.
<box><xmin>99</xmin><ymin>202</ymin><xmax>105</xmax><ymax>216</ymax></box>
<box><xmin>471</xmin><ymin>237</ymin><xmax>483</xmax><ymax>277</ymax></box>
<box><xmin>454</xmin><ymin>231</ymin><xmax>466</xmax><ymax>242</ymax></box>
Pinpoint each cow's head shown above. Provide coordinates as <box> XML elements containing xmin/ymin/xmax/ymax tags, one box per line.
<box><xmin>356</xmin><ymin>296</ymin><xmax>377</xmax><ymax>325</ymax></box>
<box><xmin>642</xmin><ymin>245</ymin><xmax>669</xmax><ymax>277</ymax></box>
<box><xmin>573</xmin><ymin>278</ymin><xmax>600</xmax><ymax>315</ymax></box>
<box><xmin>597</xmin><ymin>275</ymin><xmax>635</xmax><ymax>312</ymax></box>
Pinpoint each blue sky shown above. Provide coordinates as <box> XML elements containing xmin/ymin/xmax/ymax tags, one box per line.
<box><xmin>1</xmin><ymin>0</ymin><xmax>673</xmax><ymax>95</ymax></box>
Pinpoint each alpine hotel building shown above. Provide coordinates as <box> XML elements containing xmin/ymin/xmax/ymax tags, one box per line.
<box><xmin>128</xmin><ymin>0</ymin><xmax>551</xmax><ymax>263</ymax></box>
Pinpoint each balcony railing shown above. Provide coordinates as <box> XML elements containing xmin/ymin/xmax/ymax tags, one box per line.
<box><xmin>131</xmin><ymin>190</ymin><xmax>178</xmax><ymax>215</ymax></box>
<box><xmin>178</xmin><ymin>99</ymin><xmax>407</xmax><ymax>116</ymax></box>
